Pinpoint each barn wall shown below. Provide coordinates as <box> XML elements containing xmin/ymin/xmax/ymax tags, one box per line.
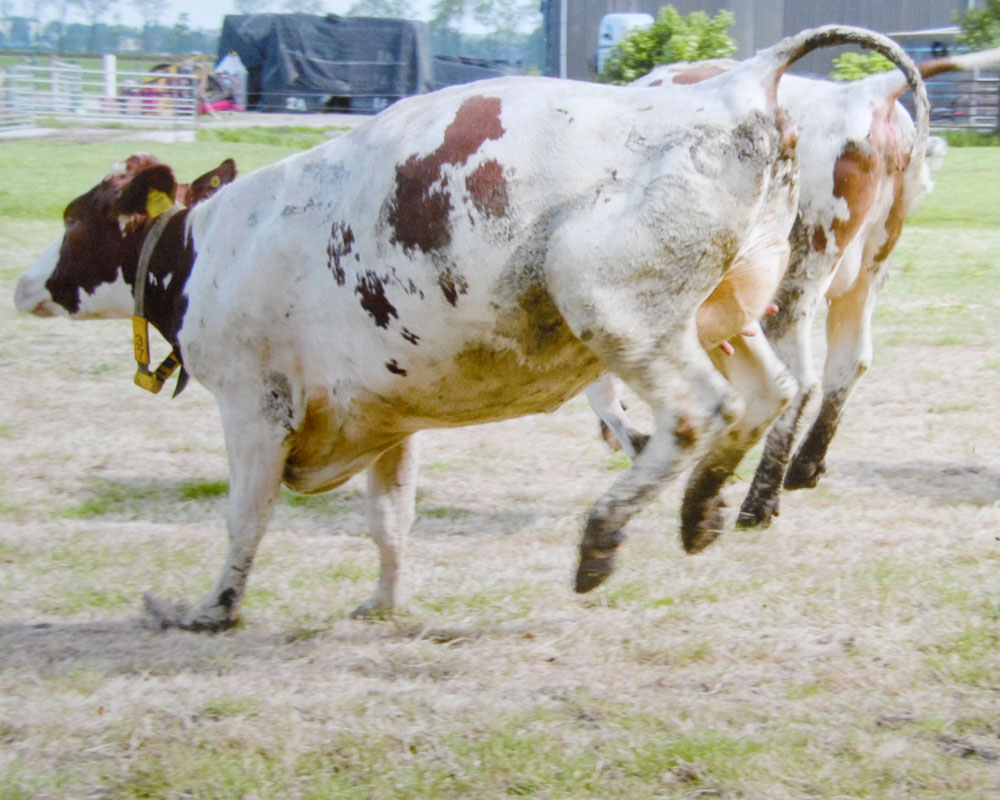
<box><xmin>544</xmin><ymin>0</ymin><xmax>979</xmax><ymax>80</ymax></box>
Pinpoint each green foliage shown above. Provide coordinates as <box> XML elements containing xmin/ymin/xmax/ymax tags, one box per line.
<box><xmin>957</xmin><ymin>0</ymin><xmax>1000</xmax><ymax>50</ymax></box>
<box><xmin>600</xmin><ymin>5</ymin><xmax>736</xmax><ymax>85</ymax></box>
<box><xmin>830</xmin><ymin>51</ymin><xmax>895</xmax><ymax>81</ymax></box>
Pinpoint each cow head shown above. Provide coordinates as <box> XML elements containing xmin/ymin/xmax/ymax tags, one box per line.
<box><xmin>14</xmin><ymin>156</ymin><xmax>236</xmax><ymax>320</ymax></box>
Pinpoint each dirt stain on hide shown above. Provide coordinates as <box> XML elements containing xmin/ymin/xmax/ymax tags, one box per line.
<box><xmin>262</xmin><ymin>371</ymin><xmax>295</xmax><ymax>432</ymax></box>
<box><xmin>812</xmin><ymin>225</ymin><xmax>828</xmax><ymax>253</ymax></box>
<box><xmin>355</xmin><ymin>271</ymin><xmax>399</xmax><ymax>328</ymax></box>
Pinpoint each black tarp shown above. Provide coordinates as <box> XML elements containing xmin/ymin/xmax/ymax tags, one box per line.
<box><xmin>218</xmin><ymin>14</ymin><xmax>434</xmax><ymax>112</ymax></box>
<box><xmin>431</xmin><ymin>56</ymin><xmax>521</xmax><ymax>89</ymax></box>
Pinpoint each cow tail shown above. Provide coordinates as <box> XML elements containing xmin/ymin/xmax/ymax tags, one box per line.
<box><xmin>750</xmin><ymin>24</ymin><xmax>930</xmax><ymax>164</ymax></box>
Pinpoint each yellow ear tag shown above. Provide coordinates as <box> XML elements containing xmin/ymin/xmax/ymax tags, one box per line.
<box><xmin>146</xmin><ymin>189</ymin><xmax>173</xmax><ymax>218</ymax></box>
<box><xmin>210</xmin><ymin>175</ymin><xmax>221</xmax><ymax>189</ymax></box>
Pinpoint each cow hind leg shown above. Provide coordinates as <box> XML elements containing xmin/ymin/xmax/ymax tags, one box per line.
<box><xmin>785</xmin><ymin>269</ymin><xmax>878</xmax><ymax>490</ymax></box>
<box><xmin>576</xmin><ymin>334</ymin><xmax>742</xmax><ymax>592</ymax></box>
<box><xmin>738</xmin><ymin>297</ymin><xmax>821</xmax><ymax>528</ymax></box>
<box><xmin>683</xmin><ymin>333</ymin><xmax>796</xmax><ymax>546</ymax></box>
<box><xmin>350</xmin><ymin>436</ymin><xmax>419</xmax><ymax>620</ymax></box>
<box><xmin>585</xmin><ymin>376</ymin><xmax>650</xmax><ymax>459</ymax></box>
<box><xmin>145</xmin><ymin>403</ymin><xmax>289</xmax><ymax>631</ymax></box>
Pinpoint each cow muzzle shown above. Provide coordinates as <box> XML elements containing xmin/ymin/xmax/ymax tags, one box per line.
<box><xmin>14</xmin><ymin>274</ymin><xmax>60</xmax><ymax>317</ymax></box>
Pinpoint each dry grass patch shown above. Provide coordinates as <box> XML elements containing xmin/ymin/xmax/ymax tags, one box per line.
<box><xmin>2</xmin><ymin>143</ymin><xmax>999</xmax><ymax>799</ymax></box>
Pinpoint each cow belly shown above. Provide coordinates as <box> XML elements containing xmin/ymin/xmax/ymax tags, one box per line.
<box><xmin>283</xmin><ymin>338</ymin><xmax>602</xmax><ymax>494</ymax></box>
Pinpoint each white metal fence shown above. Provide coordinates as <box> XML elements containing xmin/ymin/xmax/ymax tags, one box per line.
<box><xmin>0</xmin><ymin>57</ymin><xmax>198</xmax><ymax>133</ymax></box>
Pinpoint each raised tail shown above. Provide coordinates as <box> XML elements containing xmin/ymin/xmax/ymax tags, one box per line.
<box><xmin>746</xmin><ymin>24</ymin><xmax>930</xmax><ymax>168</ymax></box>
<box><xmin>920</xmin><ymin>44</ymin><xmax>1000</xmax><ymax>78</ymax></box>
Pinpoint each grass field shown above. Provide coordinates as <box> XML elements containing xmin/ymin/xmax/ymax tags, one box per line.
<box><xmin>0</xmin><ymin>135</ymin><xmax>999</xmax><ymax>799</ymax></box>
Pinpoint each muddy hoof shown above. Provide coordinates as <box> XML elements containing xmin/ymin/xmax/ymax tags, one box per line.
<box><xmin>575</xmin><ymin>524</ymin><xmax>624</xmax><ymax>593</ymax></box>
<box><xmin>784</xmin><ymin>457</ymin><xmax>825</xmax><ymax>490</ymax></box>
<box><xmin>575</xmin><ymin>550</ymin><xmax>617</xmax><ymax>593</ymax></box>
<box><xmin>349</xmin><ymin>600</ymin><xmax>393</xmax><ymax>621</ymax></box>
<box><xmin>143</xmin><ymin>592</ymin><xmax>191</xmax><ymax>629</ymax></box>
<box><xmin>142</xmin><ymin>593</ymin><xmax>236</xmax><ymax>633</ymax></box>
<box><xmin>737</xmin><ymin>492</ymin><xmax>779</xmax><ymax>529</ymax></box>
<box><xmin>681</xmin><ymin>496</ymin><xmax>727</xmax><ymax>554</ymax></box>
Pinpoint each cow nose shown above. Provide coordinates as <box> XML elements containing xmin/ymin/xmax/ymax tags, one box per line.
<box><xmin>14</xmin><ymin>274</ymin><xmax>51</xmax><ymax>315</ymax></box>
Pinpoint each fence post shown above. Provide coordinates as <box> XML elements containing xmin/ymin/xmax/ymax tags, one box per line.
<box><xmin>103</xmin><ymin>54</ymin><xmax>116</xmax><ymax>115</ymax></box>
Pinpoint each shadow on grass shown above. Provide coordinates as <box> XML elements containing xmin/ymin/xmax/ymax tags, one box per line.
<box><xmin>837</xmin><ymin>459</ymin><xmax>1000</xmax><ymax>507</ymax></box>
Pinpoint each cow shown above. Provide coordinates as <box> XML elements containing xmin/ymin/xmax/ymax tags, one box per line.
<box><xmin>591</xmin><ymin>47</ymin><xmax>1000</xmax><ymax>529</ymax></box>
<box><xmin>15</xmin><ymin>27</ymin><xmax>925</xmax><ymax>631</ymax></box>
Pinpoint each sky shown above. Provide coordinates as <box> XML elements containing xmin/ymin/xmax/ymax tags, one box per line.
<box><xmin>113</xmin><ymin>1</ymin><xmax>440</xmax><ymax>31</ymax></box>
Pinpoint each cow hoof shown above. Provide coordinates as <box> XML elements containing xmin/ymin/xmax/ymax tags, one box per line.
<box><xmin>736</xmin><ymin>494</ymin><xmax>779</xmax><ymax>529</ymax></box>
<box><xmin>681</xmin><ymin>496</ymin><xmax>727</xmax><ymax>554</ymax></box>
<box><xmin>575</xmin><ymin>549</ymin><xmax>617</xmax><ymax>593</ymax></box>
<box><xmin>575</xmin><ymin>523</ymin><xmax>624</xmax><ymax>593</ymax></box>
<box><xmin>349</xmin><ymin>600</ymin><xmax>394</xmax><ymax>621</ymax></box>
<box><xmin>142</xmin><ymin>593</ymin><xmax>237</xmax><ymax>632</ymax></box>
<box><xmin>784</xmin><ymin>458</ymin><xmax>825</xmax><ymax>490</ymax></box>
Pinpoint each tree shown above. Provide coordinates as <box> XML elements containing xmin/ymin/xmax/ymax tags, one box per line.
<box><xmin>234</xmin><ymin>0</ymin><xmax>274</xmax><ymax>13</ymax></box>
<box><xmin>958</xmin><ymin>0</ymin><xmax>1000</xmax><ymax>50</ymax></box>
<box><xmin>600</xmin><ymin>5</ymin><xmax>736</xmax><ymax>84</ymax></box>
<box><xmin>72</xmin><ymin>0</ymin><xmax>117</xmax><ymax>50</ymax></box>
<box><xmin>472</xmin><ymin>0</ymin><xmax>538</xmax><ymax>59</ymax></box>
<box><xmin>131</xmin><ymin>0</ymin><xmax>164</xmax><ymax>51</ymax></box>
<box><xmin>284</xmin><ymin>0</ymin><xmax>326</xmax><ymax>13</ymax></box>
<box><xmin>348</xmin><ymin>0</ymin><xmax>414</xmax><ymax>17</ymax></box>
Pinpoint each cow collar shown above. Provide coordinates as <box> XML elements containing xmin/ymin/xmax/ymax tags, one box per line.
<box><xmin>132</xmin><ymin>203</ymin><xmax>187</xmax><ymax>395</ymax></box>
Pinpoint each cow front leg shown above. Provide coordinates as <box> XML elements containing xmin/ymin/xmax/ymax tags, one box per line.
<box><xmin>785</xmin><ymin>268</ymin><xmax>878</xmax><ymax>490</ymax></box>
<box><xmin>682</xmin><ymin>332</ymin><xmax>796</xmax><ymax>546</ymax></box>
<box><xmin>350</xmin><ymin>436</ymin><xmax>419</xmax><ymax>620</ymax></box>
<box><xmin>145</xmin><ymin>406</ymin><xmax>289</xmax><ymax>631</ymax></box>
<box><xmin>576</xmin><ymin>340</ymin><xmax>742</xmax><ymax>592</ymax></box>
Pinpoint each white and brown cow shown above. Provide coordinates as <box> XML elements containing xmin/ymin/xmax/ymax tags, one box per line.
<box><xmin>16</xmin><ymin>27</ymin><xmax>924</xmax><ymax>630</ymax></box>
<box><xmin>593</xmin><ymin>47</ymin><xmax>1000</xmax><ymax>529</ymax></box>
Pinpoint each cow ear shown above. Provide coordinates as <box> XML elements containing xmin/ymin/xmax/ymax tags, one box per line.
<box><xmin>118</xmin><ymin>164</ymin><xmax>177</xmax><ymax>218</ymax></box>
<box><xmin>185</xmin><ymin>159</ymin><xmax>238</xmax><ymax>207</ymax></box>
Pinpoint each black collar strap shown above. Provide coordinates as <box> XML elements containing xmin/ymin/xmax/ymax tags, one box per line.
<box><xmin>132</xmin><ymin>204</ymin><xmax>185</xmax><ymax>394</ymax></box>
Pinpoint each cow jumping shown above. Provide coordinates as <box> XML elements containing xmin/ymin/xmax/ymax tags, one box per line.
<box><xmin>16</xmin><ymin>27</ymin><xmax>925</xmax><ymax>630</ymax></box>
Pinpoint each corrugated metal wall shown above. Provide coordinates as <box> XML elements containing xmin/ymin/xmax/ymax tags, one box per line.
<box><xmin>546</xmin><ymin>0</ymin><xmax>979</xmax><ymax>80</ymax></box>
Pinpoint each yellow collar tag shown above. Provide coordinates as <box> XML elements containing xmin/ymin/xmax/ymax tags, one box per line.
<box><xmin>146</xmin><ymin>189</ymin><xmax>173</xmax><ymax>218</ymax></box>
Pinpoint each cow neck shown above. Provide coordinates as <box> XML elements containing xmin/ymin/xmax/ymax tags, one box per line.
<box><xmin>131</xmin><ymin>204</ymin><xmax>188</xmax><ymax>395</ymax></box>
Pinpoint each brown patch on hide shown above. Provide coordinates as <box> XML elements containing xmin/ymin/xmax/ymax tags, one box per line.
<box><xmin>387</xmin><ymin>95</ymin><xmax>506</xmax><ymax>256</ymax></box>
<box><xmin>831</xmin><ymin>143</ymin><xmax>879</xmax><ymax>252</ymax></box>
<box><xmin>671</xmin><ymin>64</ymin><xmax>726</xmax><ymax>85</ymax></box>
<box><xmin>355</xmin><ymin>271</ymin><xmax>398</xmax><ymax>328</ymax></box>
<box><xmin>874</xmin><ymin>172</ymin><xmax>907</xmax><ymax>263</ymax></box>
<box><xmin>327</xmin><ymin>222</ymin><xmax>354</xmax><ymax>286</ymax></box>
<box><xmin>465</xmin><ymin>159</ymin><xmax>509</xmax><ymax>218</ymax></box>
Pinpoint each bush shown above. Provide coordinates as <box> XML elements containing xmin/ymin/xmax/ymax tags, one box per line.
<box><xmin>600</xmin><ymin>5</ymin><xmax>736</xmax><ymax>85</ymax></box>
<box><xmin>830</xmin><ymin>51</ymin><xmax>895</xmax><ymax>81</ymax></box>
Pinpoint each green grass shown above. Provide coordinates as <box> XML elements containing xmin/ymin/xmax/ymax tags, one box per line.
<box><xmin>197</xmin><ymin>125</ymin><xmax>350</xmax><ymax>149</ymax></box>
<box><xmin>0</xmin><ymin>140</ymin><xmax>316</xmax><ymax>222</ymax></box>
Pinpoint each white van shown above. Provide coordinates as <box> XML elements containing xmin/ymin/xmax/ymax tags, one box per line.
<box><xmin>596</xmin><ymin>13</ymin><xmax>654</xmax><ymax>74</ymax></box>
